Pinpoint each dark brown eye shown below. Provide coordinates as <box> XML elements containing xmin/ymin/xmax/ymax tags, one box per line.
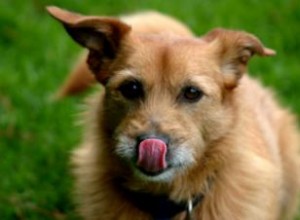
<box><xmin>118</xmin><ymin>80</ymin><xmax>144</xmax><ymax>100</ymax></box>
<box><xmin>182</xmin><ymin>86</ymin><xmax>203</xmax><ymax>102</ymax></box>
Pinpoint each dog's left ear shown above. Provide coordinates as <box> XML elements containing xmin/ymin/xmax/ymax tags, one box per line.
<box><xmin>203</xmin><ymin>28</ymin><xmax>276</xmax><ymax>88</ymax></box>
<box><xmin>46</xmin><ymin>6</ymin><xmax>131</xmax><ymax>84</ymax></box>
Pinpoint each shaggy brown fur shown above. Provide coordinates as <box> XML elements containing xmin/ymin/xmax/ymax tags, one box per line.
<box><xmin>47</xmin><ymin>6</ymin><xmax>300</xmax><ymax>220</ymax></box>
<box><xmin>54</xmin><ymin>11</ymin><xmax>193</xmax><ymax>98</ymax></box>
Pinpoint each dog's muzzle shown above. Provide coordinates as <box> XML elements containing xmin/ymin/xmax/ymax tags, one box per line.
<box><xmin>136</xmin><ymin>135</ymin><xmax>170</xmax><ymax>175</ymax></box>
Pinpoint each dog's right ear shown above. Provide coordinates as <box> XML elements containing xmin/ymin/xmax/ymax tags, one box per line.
<box><xmin>203</xmin><ymin>28</ymin><xmax>275</xmax><ymax>89</ymax></box>
<box><xmin>46</xmin><ymin>6</ymin><xmax>131</xmax><ymax>84</ymax></box>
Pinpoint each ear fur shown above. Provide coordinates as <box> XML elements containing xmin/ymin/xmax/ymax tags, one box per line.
<box><xmin>46</xmin><ymin>6</ymin><xmax>131</xmax><ymax>84</ymax></box>
<box><xmin>203</xmin><ymin>28</ymin><xmax>276</xmax><ymax>88</ymax></box>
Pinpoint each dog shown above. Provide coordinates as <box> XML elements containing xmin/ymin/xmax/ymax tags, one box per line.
<box><xmin>47</xmin><ymin>6</ymin><xmax>300</xmax><ymax>220</ymax></box>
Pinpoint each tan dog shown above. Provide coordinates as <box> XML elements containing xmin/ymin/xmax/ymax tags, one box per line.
<box><xmin>47</xmin><ymin>6</ymin><xmax>300</xmax><ymax>220</ymax></box>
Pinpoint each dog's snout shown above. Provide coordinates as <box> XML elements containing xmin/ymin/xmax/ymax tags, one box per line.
<box><xmin>135</xmin><ymin>134</ymin><xmax>170</xmax><ymax>175</ymax></box>
<box><xmin>136</xmin><ymin>134</ymin><xmax>170</xmax><ymax>146</ymax></box>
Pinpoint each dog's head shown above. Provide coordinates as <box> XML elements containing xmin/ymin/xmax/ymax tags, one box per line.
<box><xmin>48</xmin><ymin>7</ymin><xmax>275</xmax><ymax>182</ymax></box>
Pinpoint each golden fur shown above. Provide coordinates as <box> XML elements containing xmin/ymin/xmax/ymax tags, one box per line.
<box><xmin>47</xmin><ymin>6</ymin><xmax>300</xmax><ymax>220</ymax></box>
<box><xmin>55</xmin><ymin>11</ymin><xmax>193</xmax><ymax>98</ymax></box>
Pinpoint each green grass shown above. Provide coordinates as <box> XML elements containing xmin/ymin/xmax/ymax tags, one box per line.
<box><xmin>0</xmin><ymin>0</ymin><xmax>299</xmax><ymax>219</ymax></box>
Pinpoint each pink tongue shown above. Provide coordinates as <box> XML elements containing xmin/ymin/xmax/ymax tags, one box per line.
<box><xmin>137</xmin><ymin>139</ymin><xmax>167</xmax><ymax>173</ymax></box>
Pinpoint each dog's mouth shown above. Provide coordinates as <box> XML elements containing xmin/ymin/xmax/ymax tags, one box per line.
<box><xmin>136</xmin><ymin>138</ymin><xmax>168</xmax><ymax>175</ymax></box>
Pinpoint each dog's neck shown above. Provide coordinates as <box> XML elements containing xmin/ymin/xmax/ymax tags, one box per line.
<box><xmin>118</xmin><ymin>184</ymin><xmax>204</xmax><ymax>219</ymax></box>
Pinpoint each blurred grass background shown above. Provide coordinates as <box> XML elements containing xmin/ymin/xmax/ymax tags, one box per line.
<box><xmin>0</xmin><ymin>0</ymin><xmax>299</xmax><ymax>219</ymax></box>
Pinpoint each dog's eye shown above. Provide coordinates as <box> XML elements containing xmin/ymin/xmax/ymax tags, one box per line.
<box><xmin>181</xmin><ymin>86</ymin><xmax>203</xmax><ymax>103</ymax></box>
<box><xmin>118</xmin><ymin>80</ymin><xmax>144</xmax><ymax>100</ymax></box>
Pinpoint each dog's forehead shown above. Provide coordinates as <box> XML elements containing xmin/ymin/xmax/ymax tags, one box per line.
<box><xmin>125</xmin><ymin>34</ymin><xmax>220</xmax><ymax>84</ymax></box>
<box><xmin>135</xmin><ymin>34</ymin><xmax>209</xmax><ymax>60</ymax></box>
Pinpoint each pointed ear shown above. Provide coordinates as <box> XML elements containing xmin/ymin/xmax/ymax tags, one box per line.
<box><xmin>46</xmin><ymin>6</ymin><xmax>131</xmax><ymax>84</ymax></box>
<box><xmin>203</xmin><ymin>28</ymin><xmax>276</xmax><ymax>88</ymax></box>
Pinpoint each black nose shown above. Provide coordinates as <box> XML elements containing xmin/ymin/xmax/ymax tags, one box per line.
<box><xmin>136</xmin><ymin>134</ymin><xmax>170</xmax><ymax>146</ymax></box>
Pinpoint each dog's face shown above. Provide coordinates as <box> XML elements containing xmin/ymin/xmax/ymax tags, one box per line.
<box><xmin>48</xmin><ymin>7</ymin><xmax>275</xmax><ymax>182</ymax></box>
<box><xmin>104</xmin><ymin>37</ymin><xmax>230</xmax><ymax>181</ymax></box>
